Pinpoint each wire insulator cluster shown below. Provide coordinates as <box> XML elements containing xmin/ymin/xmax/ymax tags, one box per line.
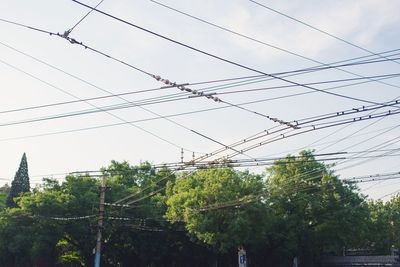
<box><xmin>153</xmin><ymin>75</ymin><xmax>221</xmax><ymax>102</ymax></box>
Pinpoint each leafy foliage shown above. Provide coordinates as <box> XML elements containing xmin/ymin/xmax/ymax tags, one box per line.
<box><xmin>6</xmin><ymin>153</ymin><xmax>30</xmax><ymax>208</ymax></box>
<box><xmin>165</xmin><ymin>168</ymin><xmax>269</xmax><ymax>252</ymax></box>
<box><xmin>265</xmin><ymin>151</ymin><xmax>369</xmax><ymax>265</ymax></box>
<box><xmin>0</xmin><ymin>153</ymin><xmax>398</xmax><ymax>266</ymax></box>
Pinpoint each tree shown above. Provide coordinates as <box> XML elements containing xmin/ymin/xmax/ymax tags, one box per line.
<box><xmin>0</xmin><ymin>156</ymin><xmax>377</xmax><ymax>266</ymax></box>
<box><xmin>165</xmin><ymin>168</ymin><xmax>270</xmax><ymax>255</ymax></box>
<box><xmin>365</xmin><ymin>200</ymin><xmax>393</xmax><ymax>253</ymax></box>
<box><xmin>6</xmin><ymin>153</ymin><xmax>30</xmax><ymax>208</ymax></box>
<box><xmin>0</xmin><ymin>184</ymin><xmax>10</xmax><ymax>210</ymax></box>
<box><xmin>0</xmin><ymin>184</ymin><xmax>10</xmax><ymax>194</ymax></box>
<box><xmin>265</xmin><ymin>150</ymin><xmax>369</xmax><ymax>266</ymax></box>
<box><xmin>0</xmin><ymin>160</ymin><xmax>199</xmax><ymax>267</ymax></box>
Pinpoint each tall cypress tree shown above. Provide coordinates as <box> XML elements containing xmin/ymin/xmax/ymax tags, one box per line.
<box><xmin>6</xmin><ymin>153</ymin><xmax>30</xmax><ymax>208</ymax></box>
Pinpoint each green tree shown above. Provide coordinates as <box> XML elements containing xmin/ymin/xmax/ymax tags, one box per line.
<box><xmin>0</xmin><ymin>184</ymin><xmax>10</xmax><ymax>210</ymax></box>
<box><xmin>365</xmin><ymin>200</ymin><xmax>392</xmax><ymax>253</ymax></box>
<box><xmin>0</xmin><ymin>184</ymin><xmax>10</xmax><ymax>194</ymax></box>
<box><xmin>265</xmin><ymin>150</ymin><xmax>369</xmax><ymax>266</ymax></box>
<box><xmin>6</xmin><ymin>153</ymin><xmax>30</xmax><ymax>208</ymax></box>
<box><xmin>165</xmin><ymin>168</ymin><xmax>269</xmax><ymax>254</ymax></box>
<box><xmin>0</xmin><ymin>176</ymin><xmax>97</xmax><ymax>266</ymax></box>
<box><xmin>0</xmin><ymin>156</ymin><xmax>379</xmax><ymax>266</ymax></box>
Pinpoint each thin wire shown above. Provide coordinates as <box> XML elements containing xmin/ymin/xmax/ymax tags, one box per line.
<box><xmin>177</xmin><ymin>155</ymin><xmax>396</xmax><ymax>211</ymax></box>
<box><xmin>203</xmin><ymin>98</ymin><xmax>400</xmax><ymax>161</ymax></box>
<box><xmin>2</xmin><ymin>16</ymin><xmax>399</xmax><ymax>110</ymax></box>
<box><xmin>1</xmin><ymin>51</ymin><xmax>397</xmax><ymax>116</ymax></box>
<box><xmin>190</xmin><ymin>50</ymin><xmax>400</xmax><ymax>89</ymax></box>
<box><xmin>25</xmin><ymin>149</ymin><xmax>400</xmax><ymax>206</ymax></box>
<box><xmin>49</xmin><ymin>155</ymin><xmax>400</xmax><ymax>209</ymax></box>
<box><xmin>0</xmin><ymin>57</ymin><xmax>250</xmax><ymax>158</ymax></box>
<box><xmin>222</xmin><ymin>111</ymin><xmax>400</xmax><ymax>160</ymax></box>
<box><xmin>149</xmin><ymin>0</ymin><xmax>400</xmax><ymax>91</ymax></box>
<box><xmin>0</xmin><ymin>26</ymin><xmax>260</xmax><ymax>156</ymax></box>
<box><xmin>0</xmin><ymin>73</ymin><xmax>396</xmax><ymax>143</ymax></box>
<box><xmin>0</xmin><ymin>18</ymin><xmax>54</xmax><ymax>35</ymax></box>
<box><xmin>378</xmin><ymin>188</ymin><xmax>400</xmax><ymax>200</ymax></box>
<box><xmin>3</xmin><ymin>14</ymin><xmax>400</xmax><ymax>188</ymax></box>
<box><xmin>346</xmin><ymin>173</ymin><xmax>400</xmax><ymax>184</ymax></box>
<box><xmin>19</xmin><ymin>150</ymin><xmax>397</xmax><ymax>181</ymax></box>
<box><xmin>336</xmin><ymin>137</ymin><xmax>400</xmax><ymax>172</ymax></box>
<box><xmin>252</xmin><ymin>124</ymin><xmax>400</xmax><ymax>160</ymax></box>
<box><xmin>3</xmin><ymin>56</ymin><xmax>397</xmax><ymax>135</ymax></box>
<box><xmin>319</xmin><ymin>120</ymin><xmax>399</xmax><ymax>153</ymax></box>
<box><xmin>0</xmin><ymin>16</ymin><xmax>154</xmax><ymax>77</ymax></box>
<box><xmin>2</xmin><ymin>13</ymin><xmax>400</xmax><ymax>120</ymax></box>
<box><xmin>213</xmin><ymin>73</ymin><xmax>400</xmax><ymax>96</ymax></box>
<box><xmin>35</xmin><ymin>214</ymin><xmax>96</xmax><ymax>221</ymax></box>
<box><xmin>0</xmin><ymin>86</ymin><xmax>172</xmax><ymax>115</ymax></box>
<box><xmin>174</xmin><ymin>83</ymin><xmax>298</xmax><ymax>128</ymax></box>
<box><xmin>0</xmin><ymin>57</ymin><xmax>201</xmax><ymax>153</ymax></box>
<box><xmin>363</xmin><ymin>180</ymin><xmax>400</xmax><ymax>194</ymax></box>
<box><xmin>71</xmin><ymin>0</ymin><xmax>393</xmax><ymax>107</ymax></box>
<box><xmin>67</xmin><ymin>0</ymin><xmax>106</xmax><ymax>35</ymax></box>
<box><xmin>249</xmin><ymin>0</ymin><xmax>400</xmax><ymax>66</ymax></box>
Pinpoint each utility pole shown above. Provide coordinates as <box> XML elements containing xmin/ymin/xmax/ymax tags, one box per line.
<box><xmin>94</xmin><ymin>175</ymin><xmax>107</xmax><ymax>267</ymax></box>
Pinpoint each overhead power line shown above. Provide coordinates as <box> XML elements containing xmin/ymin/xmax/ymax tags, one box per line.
<box><xmin>224</xmin><ymin>110</ymin><xmax>400</xmax><ymax>160</ymax></box>
<box><xmin>2</xmin><ymin>7</ymin><xmax>400</xmax><ymax>109</ymax></box>
<box><xmin>65</xmin><ymin>0</ymin><xmax>106</xmax><ymax>36</ymax></box>
<box><xmin>1</xmin><ymin>38</ymin><xmax>398</xmax><ymax>115</ymax></box>
<box><xmin>145</xmin><ymin>2</ymin><xmax>400</xmax><ymax>165</ymax></box>
<box><xmin>0</xmin><ymin>19</ymin><xmax>290</xmax><ymax>153</ymax></box>
<box><xmin>0</xmin><ymin>57</ymin><xmax>204</xmax><ymax>154</ymax></box>
<box><xmin>1</xmin><ymin>72</ymin><xmax>398</xmax><ymax>123</ymax></box>
<box><xmin>2</xmin><ymin>14</ymin><xmax>399</xmax><ymax>118</ymax></box>
<box><xmin>151</xmin><ymin>151</ymin><xmax>397</xmax><ymax>171</ymax></box>
<box><xmin>189</xmin><ymin>49</ymin><xmax>400</xmax><ymax>90</ymax></box>
<box><xmin>0</xmin><ymin>71</ymin><xmax>396</xmax><ymax>143</ymax></box>
<box><xmin>2</xmin><ymin>9</ymin><xmax>396</xmax><ymax>201</ymax></box>
<box><xmin>192</xmin><ymin>99</ymin><xmax>400</xmax><ymax>162</ymax></box>
<box><xmin>377</xmin><ymin>188</ymin><xmax>400</xmax><ymax>200</ymax></box>
<box><xmin>139</xmin><ymin>148</ymin><xmax>400</xmax><ymax>206</ymax></box>
<box><xmin>171</xmin><ymin>82</ymin><xmax>298</xmax><ymax>128</ymax></box>
<box><xmin>35</xmin><ymin>214</ymin><xmax>96</xmax><ymax>221</ymax></box>
<box><xmin>0</xmin><ymin>16</ymin><xmax>154</xmax><ymax>77</ymax></box>
<box><xmin>344</xmin><ymin>171</ymin><xmax>400</xmax><ymax>184</ymax></box>
<box><xmin>0</xmin><ymin>18</ymin><xmax>54</xmax><ymax>35</ymax></box>
<box><xmin>5</xmin><ymin>96</ymin><xmax>395</xmax><ymax>183</ymax></box>
<box><xmin>70</xmin><ymin>0</ymin><xmax>393</xmax><ymax>107</ymax></box>
<box><xmin>212</xmin><ymin>73</ymin><xmax>400</xmax><ymax>96</ymax></box>
<box><xmin>1</xmin><ymin>84</ymin><xmax>398</xmax><ymax>134</ymax></box>
<box><xmin>335</xmin><ymin>136</ymin><xmax>400</xmax><ymax>172</ymax></box>
<box><xmin>25</xmin><ymin>144</ymin><xmax>400</xmax><ymax>207</ymax></box>
<box><xmin>23</xmin><ymin>149</ymin><xmax>400</xmax><ymax>184</ymax></box>
<box><xmin>249</xmin><ymin>0</ymin><xmax>400</xmax><ymax>66</ymax></box>
<box><xmin>149</xmin><ymin>0</ymin><xmax>400</xmax><ymax>92</ymax></box>
<box><xmin>2</xmin><ymin>25</ymin><xmax>396</xmax><ymax>165</ymax></box>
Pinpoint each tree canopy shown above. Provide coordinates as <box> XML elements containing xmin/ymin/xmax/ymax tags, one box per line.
<box><xmin>6</xmin><ymin>153</ymin><xmax>30</xmax><ymax>208</ymax></box>
<box><xmin>0</xmin><ymin>151</ymin><xmax>397</xmax><ymax>266</ymax></box>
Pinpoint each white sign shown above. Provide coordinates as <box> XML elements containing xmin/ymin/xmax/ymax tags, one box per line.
<box><xmin>238</xmin><ymin>247</ymin><xmax>247</xmax><ymax>267</ymax></box>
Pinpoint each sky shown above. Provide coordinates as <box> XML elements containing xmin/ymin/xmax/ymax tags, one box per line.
<box><xmin>0</xmin><ymin>0</ymin><xmax>399</xmax><ymax>200</ymax></box>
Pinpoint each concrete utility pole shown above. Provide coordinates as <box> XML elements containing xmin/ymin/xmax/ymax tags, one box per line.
<box><xmin>94</xmin><ymin>175</ymin><xmax>107</xmax><ymax>267</ymax></box>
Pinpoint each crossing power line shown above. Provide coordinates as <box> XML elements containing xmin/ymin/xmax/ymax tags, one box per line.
<box><xmin>70</xmin><ymin>0</ymin><xmax>395</xmax><ymax>108</ymax></box>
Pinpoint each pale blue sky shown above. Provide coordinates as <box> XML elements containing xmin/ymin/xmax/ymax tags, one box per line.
<box><xmin>0</xmin><ymin>0</ymin><xmax>399</xmax><ymax>200</ymax></box>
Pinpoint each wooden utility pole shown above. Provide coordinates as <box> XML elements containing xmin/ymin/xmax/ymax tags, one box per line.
<box><xmin>94</xmin><ymin>175</ymin><xmax>107</xmax><ymax>267</ymax></box>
